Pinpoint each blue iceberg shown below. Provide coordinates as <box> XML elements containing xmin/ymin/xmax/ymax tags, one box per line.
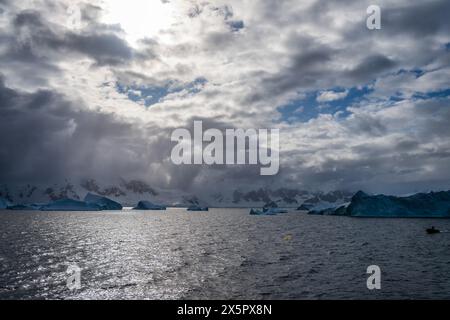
<box><xmin>309</xmin><ymin>191</ymin><xmax>450</xmax><ymax>218</ymax></box>
<box><xmin>250</xmin><ymin>208</ymin><xmax>283</xmax><ymax>216</ymax></box>
<box><xmin>133</xmin><ymin>201</ymin><xmax>166</xmax><ymax>210</ymax></box>
<box><xmin>40</xmin><ymin>199</ymin><xmax>102</xmax><ymax>211</ymax></box>
<box><xmin>84</xmin><ymin>193</ymin><xmax>123</xmax><ymax>210</ymax></box>
<box><xmin>7</xmin><ymin>204</ymin><xmax>44</xmax><ymax>211</ymax></box>
<box><xmin>0</xmin><ymin>197</ymin><xmax>12</xmax><ymax>209</ymax></box>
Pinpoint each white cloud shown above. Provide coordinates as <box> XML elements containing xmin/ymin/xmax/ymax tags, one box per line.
<box><xmin>316</xmin><ymin>90</ymin><xmax>349</xmax><ymax>102</ymax></box>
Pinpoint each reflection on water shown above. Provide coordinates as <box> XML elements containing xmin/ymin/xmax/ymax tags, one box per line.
<box><xmin>1</xmin><ymin>208</ymin><xmax>450</xmax><ymax>300</ymax></box>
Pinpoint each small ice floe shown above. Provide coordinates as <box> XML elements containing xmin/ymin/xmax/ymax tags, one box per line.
<box><xmin>133</xmin><ymin>201</ymin><xmax>167</xmax><ymax>211</ymax></box>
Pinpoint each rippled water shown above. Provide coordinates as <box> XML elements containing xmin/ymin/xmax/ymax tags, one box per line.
<box><xmin>1</xmin><ymin>208</ymin><xmax>450</xmax><ymax>300</ymax></box>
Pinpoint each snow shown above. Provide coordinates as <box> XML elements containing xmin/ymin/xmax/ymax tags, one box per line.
<box><xmin>84</xmin><ymin>193</ymin><xmax>123</xmax><ymax>210</ymax></box>
<box><xmin>0</xmin><ymin>181</ymin><xmax>353</xmax><ymax>209</ymax></box>
<box><xmin>133</xmin><ymin>201</ymin><xmax>166</xmax><ymax>210</ymax></box>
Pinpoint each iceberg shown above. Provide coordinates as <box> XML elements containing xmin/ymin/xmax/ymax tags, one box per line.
<box><xmin>187</xmin><ymin>205</ymin><xmax>209</xmax><ymax>212</ymax></box>
<box><xmin>185</xmin><ymin>197</ymin><xmax>209</xmax><ymax>211</ymax></box>
<box><xmin>0</xmin><ymin>197</ymin><xmax>11</xmax><ymax>209</ymax></box>
<box><xmin>309</xmin><ymin>204</ymin><xmax>349</xmax><ymax>216</ymax></box>
<box><xmin>40</xmin><ymin>199</ymin><xmax>102</xmax><ymax>211</ymax></box>
<box><xmin>84</xmin><ymin>193</ymin><xmax>123</xmax><ymax>210</ymax></box>
<box><xmin>260</xmin><ymin>201</ymin><xmax>288</xmax><ymax>214</ymax></box>
<box><xmin>133</xmin><ymin>201</ymin><xmax>166</xmax><ymax>210</ymax></box>
<box><xmin>297</xmin><ymin>191</ymin><xmax>352</xmax><ymax>212</ymax></box>
<box><xmin>297</xmin><ymin>204</ymin><xmax>312</xmax><ymax>211</ymax></box>
<box><xmin>267</xmin><ymin>208</ymin><xmax>288</xmax><ymax>214</ymax></box>
<box><xmin>7</xmin><ymin>204</ymin><xmax>44</xmax><ymax>211</ymax></box>
<box><xmin>249</xmin><ymin>208</ymin><xmax>283</xmax><ymax>215</ymax></box>
<box><xmin>309</xmin><ymin>191</ymin><xmax>450</xmax><ymax>218</ymax></box>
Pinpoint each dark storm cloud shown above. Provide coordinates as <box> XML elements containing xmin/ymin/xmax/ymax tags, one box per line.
<box><xmin>7</xmin><ymin>9</ymin><xmax>133</xmax><ymax>67</ymax></box>
<box><xmin>0</xmin><ymin>76</ymin><xmax>220</xmax><ymax>191</ymax></box>
<box><xmin>63</xmin><ymin>32</ymin><xmax>133</xmax><ymax>66</ymax></box>
<box><xmin>0</xmin><ymin>0</ymin><xmax>449</xmax><ymax>196</ymax></box>
<box><xmin>0</xmin><ymin>77</ymin><xmax>171</xmax><ymax>185</ymax></box>
<box><xmin>252</xmin><ymin>36</ymin><xmax>338</xmax><ymax>103</ymax></box>
<box><xmin>348</xmin><ymin>54</ymin><xmax>397</xmax><ymax>82</ymax></box>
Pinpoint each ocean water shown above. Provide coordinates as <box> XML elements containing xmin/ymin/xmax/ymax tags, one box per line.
<box><xmin>1</xmin><ymin>208</ymin><xmax>450</xmax><ymax>300</ymax></box>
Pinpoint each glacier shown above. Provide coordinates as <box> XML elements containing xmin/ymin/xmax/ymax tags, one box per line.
<box><xmin>309</xmin><ymin>191</ymin><xmax>450</xmax><ymax>218</ymax></box>
<box><xmin>133</xmin><ymin>201</ymin><xmax>167</xmax><ymax>210</ymax></box>
<box><xmin>84</xmin><ymin>193</ymin><xmax>123</xmax><ymax>211</ymax></box>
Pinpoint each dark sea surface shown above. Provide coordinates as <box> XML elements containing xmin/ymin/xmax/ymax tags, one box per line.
<box><xmin>1</xmin><ymin>208</ymin><xmax>450</xmax><ymax>300</ymax></box>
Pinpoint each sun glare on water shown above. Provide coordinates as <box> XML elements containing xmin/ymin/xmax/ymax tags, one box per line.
<box><xmin>102</xmin><ymin>0</ymin><xmax>175</xmax><ymax>44</ymax></box>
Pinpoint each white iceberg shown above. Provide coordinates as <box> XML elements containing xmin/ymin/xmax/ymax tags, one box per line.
<box><xmin>133</xmin><ymin>201</ymin><xmax>166</xmax><ymax>210</ymax></box>
<box><xmin>84</xmin><ymin>193</ymin><xmax>123</xmax><ymax>210</ymax></box>
<box><xmin>249</xmin><ymin>208</ymin><xmax>280</xmax><ymax>216</ymax></box>
<box><xmin>40</xmin><ymin>199</ymin><xmax>102</xmax><ymax>211</ymax></box>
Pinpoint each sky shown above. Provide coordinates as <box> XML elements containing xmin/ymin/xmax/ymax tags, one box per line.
<box><xmin>0</xmin><ymin>0</ymin><xmax>449</xmax><ymax>195</ymax></box>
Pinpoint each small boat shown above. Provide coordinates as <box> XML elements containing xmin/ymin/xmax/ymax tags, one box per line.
<box><xmin>426</xmin><ymin>227</ymin><xmax>440</xmax><ymax>234</ymax></box>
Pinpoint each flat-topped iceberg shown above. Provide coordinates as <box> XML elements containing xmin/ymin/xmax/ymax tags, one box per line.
<box><xmin>40</xmin><ymin>199</ymin><xmax>102</xmax><ymax>211</ymax></box>
<box><xmin>133</xmin><ymin>201</ymin><xmax>166</xmax><ymax>210</ymax></box>
<box><xmin>84</xmin><ymin>193</ymin><xmax>123</xmax><ymax>210</ymax></box>
<box><xmin>309</xmin><ymin>191</ymin><xmax>450</xmax><ymax>218</ymax></box>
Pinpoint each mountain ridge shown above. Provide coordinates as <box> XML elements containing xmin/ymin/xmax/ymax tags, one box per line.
<box><xmin>0</xmin><ymin>179</ymin><xmax>352</xmax><ymax>208</ymax></box>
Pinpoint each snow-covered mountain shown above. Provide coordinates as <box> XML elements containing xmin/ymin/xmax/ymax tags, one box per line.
<box><xmin>0</xmin><ymin>179</ymin><xmax>194</xmax><ymax>207</ymax></box>
<box><xmin>205</xmin><ymin>188</ymin><xmax>313</xmax><ymax>208</ymax></box>
<box><xmin>0</xmin><ymin>179</ymin><xmax>352</xmax><ymax>208</ymax></box>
